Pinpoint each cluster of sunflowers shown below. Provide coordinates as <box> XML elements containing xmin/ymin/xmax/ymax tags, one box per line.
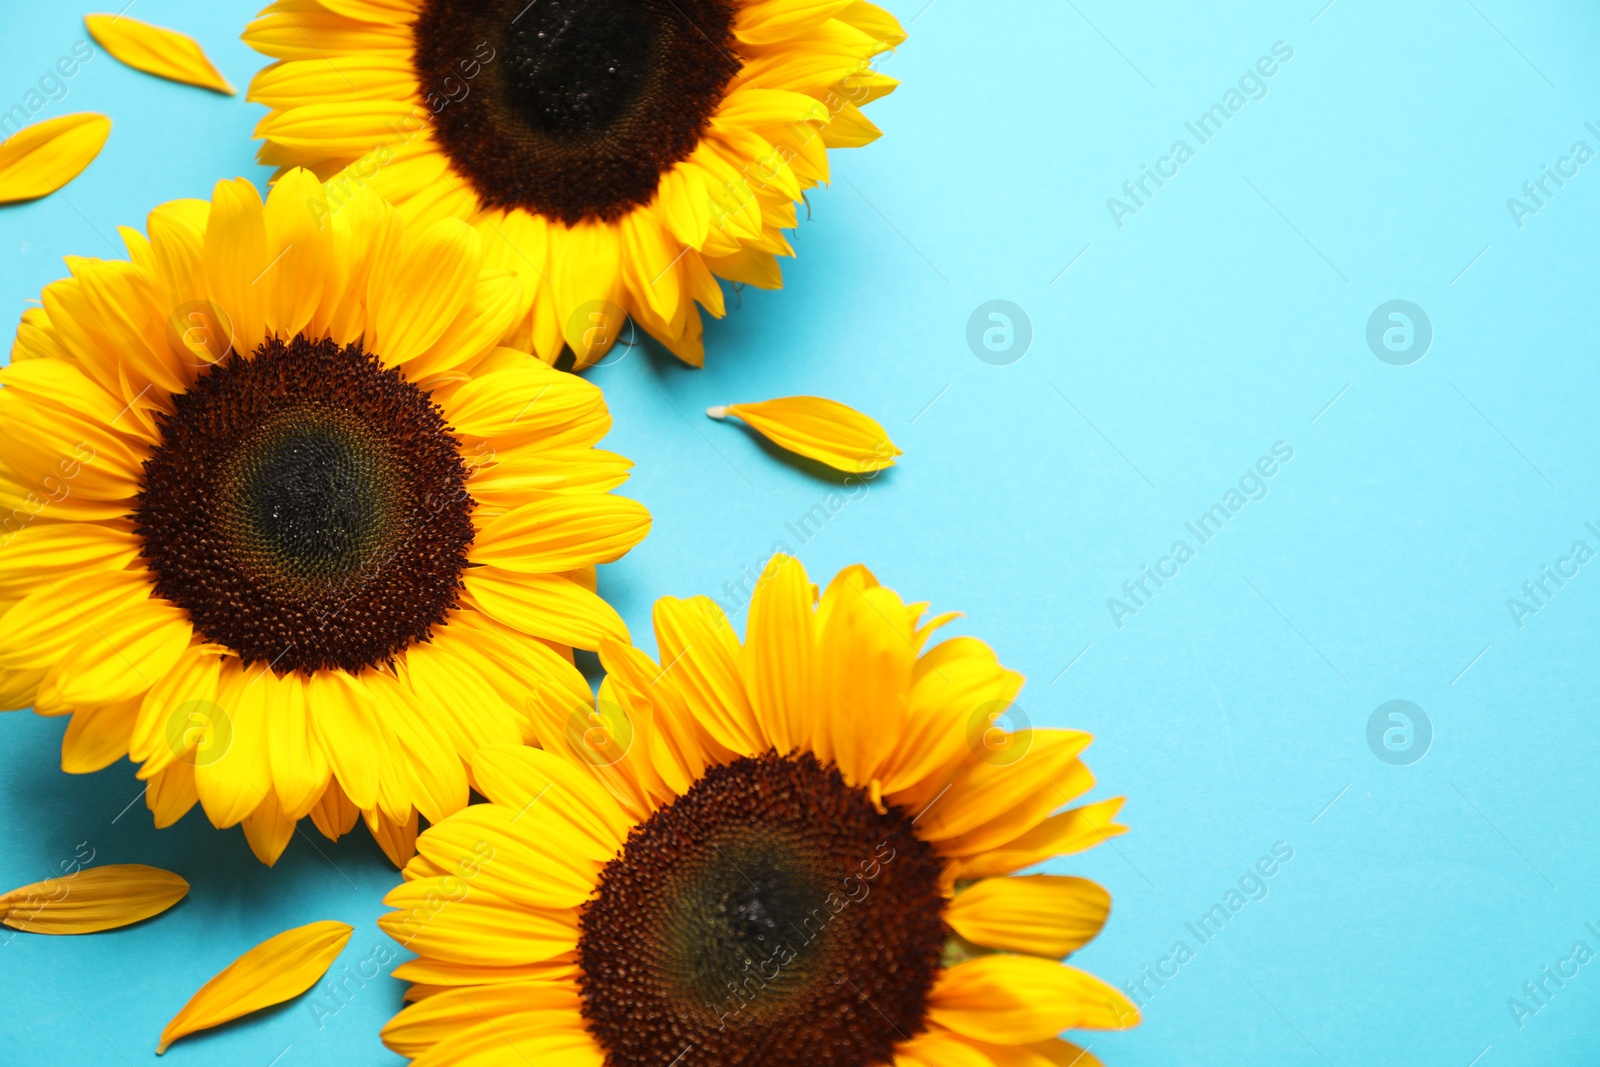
<box><xmin>0</xmin><ymin>2</ymin><xmax>1137</xmax><ymax>1064</ymax></box>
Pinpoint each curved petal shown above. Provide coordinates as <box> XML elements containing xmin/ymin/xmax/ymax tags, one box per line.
<box><xmin>928</xmin><ymin>955</ymin><xmax>1140</xmax><ymax>1041</ymax></box>
<box><xmin>945</xmin><ymin>876</ymin><xmax>1111</xmax><ymax>959</ymax></box>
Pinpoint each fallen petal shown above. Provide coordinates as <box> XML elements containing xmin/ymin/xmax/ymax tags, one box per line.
<box><xmin>0</xmin><ymin>113</ymin><xmax>111</xmax><ymax>205</ymax></box>
<box><xmin>157</xmin><ymin>919</ymin><xmax>353</xmax><ymax>1053</ymax></box>
<box><xmin>709</xmin><ymin>395</ymin><xmax>901</xmax><ymax>473</ymax></box>
<box><xmin>85</xmin><ymin>14</ymin><xmax>236</xmax><ymax>94</ymax></box>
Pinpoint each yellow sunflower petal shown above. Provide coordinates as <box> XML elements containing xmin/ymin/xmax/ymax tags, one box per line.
<box><xmin>84</xmin><ymin>15</ymin><xmax>235</xmax><ymax>94</ymax></box>
<box><xmin>952</xmin><ymin>799</ymin><xmax>1128</xmax><ymax>882</ymax></box>
<box><xmin>265</xmin><ymin>670</ymin><xmax>331</xmax><ymax>818</ymax></box>
<box><xmin>380</xmin><ymin>882</ymin><xmax>578</xmax><ymax>964</ymax></box>
<box><xmin>367</xmin><ymin>807</ymin><xmax>421</xmax><ymax>868</ymax></box>
<box><xmin>945</xmin><ymin>876</ymin><xmax>1111</xmax><ymax>959</ymax></box>
<box><xmin>307</xmin><ymin>669</ymin><xmax>386</xmax><ymax>811</ymax></box>
<box><xmin>464</xmin><ymin>567</ymin><xmax>629</xmax><ymax>650</ymax></box>
<box><xmin>742</xmin><ymin>553</ymin><xmax>816</xmax><ymax>753</ymax></box>
<box><xmin>147</xmin><ymin>761</ymin><xmax>200</xmax><ymax>828</ymax></box>
<box><xmin>893</xmin><ymin>1029</ymin><xmax>992</xmax><ymax>1067</ymax></box>
<box><xmin>650</xmin><ymin>595</ymin><xmax>762</xmax><ymax>755</ymax></box>
<box><xmin>0</xmin><ymin>520</ymin><xmax>140</xmax><ymax>601</ymax></box>
<box><xmin>241</xmin><ymin>790</ymin><xmax>298</xmax><ymax>865</ymax></box>
<box><xmin>391</xmin><ymin>956</ymin><xmax>577</xmax><ymax>992</ymax></box>
<box><xmin>0</xmin><ymin>666</ymin><xmax>44</xmax><ymax>713</ymax></box>
<box><xmin>202</xmin><ymin>177</ymin><xmax>270</xmax><ymax>352</ymax></box>
<box><xmin>409</xmin><ymin>1016</ymin><xmax>604</xmax><ymax>1067</ymax></box>
<box><xmin>309</xmin><ymin>780</ymin><xmax>362</xmax><ymax>843</ymax></box>
<box><xmin>130</xmin><ymin>645</ymin><xmax>223</xmax><ymax>772</ymax></box>
<box><xmin>1</xmin><ymin>864</ymin><xmax>187</xmax><ymax>934</ymax></box>
<box><xmin>813</xmin><ymin>567</ymin><xmax>913</xmax><ymax>785</ymax></box>
<box><xmin>442</xmin><ymin>357</ymin><xmax>607</xmax><ymax>440</ymax></box>
<box><xmin>709</xmin><ymin>396</ymin><xmax>900</xmax><ymax>473</ymax></box>
<box><xmin>53</xmin><ymin>597</ymin><xmax>193</xmax><ymax>707</ymax></box>
<box><xmin>157</xmin><ymin>920</ymin><xmax>353</xmax><ymax>1053</ymax></box>
<box><xmin>60</xmin><ymin>700</ymin><xmax>137</xmax><ymax>773</ymax></box>
<box><xmin>383</xmin><ymin>983</ymin><xmax>581</xmax><ymax>1059</ymax></box>
<box><xmin>928</xmin><ymin>955</ymin><xmax>1140</xmax><ymax>1041</ymax></box>
<box><xmin>473</xmin><ymin>491</ymin><xmax>651</xmax><ymax>572</ymax></box>
<box><xmin>414</xmin><ymin>802</ymin><xmax>601</xmax><ymax>908</ymax></box>
<box><xmin>367</xmin><ymin>217</ymin><xmax>483</xmax><ymax>366</ymax></box>
<box><xmin>960</xmin><ymin>1037</ymin><xmax>1105</xmax><ymax>1067</ymax></box>
<box><xmin>193</xmin><ymin>661</ymin><xmax>275</xmax><ymax>829</ymax></box>
<box><xmin>261</xmin><ymin>167</ymin><xmax>334</xmax><ymax>339</ymax></box>
<box><xmin>0</xmin><ymin>113</ymin><xmax>110</xmax><ymax>205</ymax></box>
<box><xmin>467</xmin><ymin>743</ymin><xmax>632</xmax><ymax>852</ymax></box>
<box><xmin>915</xmin><ymin>730</ymin><xmax>1093</xmax><ymax>847</ymax></box>
<box><xmin>0</xmin><ymin>570</ymin><xmax>152</xmax><ymax>672</ymax></box>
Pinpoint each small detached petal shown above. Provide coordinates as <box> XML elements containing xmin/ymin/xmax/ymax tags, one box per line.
<box><xmin>1</xmin><ymin>864</ymin><xmax>188</xmax><ymax>934</ymax></box>
<box><xmin>158</xmin><ymin>920</ymin><xmax>353</xmax><ymax>1054</ymax></box>
<box><xmin>707</xmin><ymin>396</ymin><xmax>900</xmax><ymax>473</ymax></box>
<box><xmin>0</xmin><ymin>113</ymin><xmax>110</xmax><ymax>204</ymax></box>
<box><xmin>85</xmin><ymin>15</ymin><xmax>236</xmax><ymax>94</ymax></box>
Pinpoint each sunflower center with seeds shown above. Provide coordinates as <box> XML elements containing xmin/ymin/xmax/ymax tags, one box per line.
<box><xmin>134</xmin><ymin>336</ymin><xmax>475</xmax><ymax>675</ymax></box>
<box><xmin>578</xmin><ymin>754</ymin><xmax>947</xmax><ymax>1067</ymax></box>
<box><xmin>413</xmin><ymin>0</ymin><xmax>740</xmax><ymax>224</ymax></box>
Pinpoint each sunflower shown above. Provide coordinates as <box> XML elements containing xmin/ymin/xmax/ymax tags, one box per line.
<box><xmin>244</xmin><ymin>0</ymin><xmax>905</xmax><ymax>368</ymax></box>
<box><xmin>379</xmin><ymin>555</ymin><xmax>1137</xmax><ymax>1067</ymax></box>
<box><xmin>0</xmin><ymin>169</ymin><xmax>650</xmax><ymax>866</ymax></box>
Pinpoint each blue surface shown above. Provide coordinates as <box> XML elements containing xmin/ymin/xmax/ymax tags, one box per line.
<box><xmin>2</xmin><ymin>1</ymin><xmax>1599</xmax><ymax>1064</ymax></box>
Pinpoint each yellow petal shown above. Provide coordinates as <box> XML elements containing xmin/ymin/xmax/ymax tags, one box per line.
<box><xmin>945</xmin><ymin>876</ymin><xmax>1111</xmax><ymax>959</ymax></box>
<box><xmin>463</xmin><ymin>567</ymin><xmax>628</xmax><ymax>651</ymax></box>
<box><xmin>157</xmin><ymin>920</ymin><xmax>353</xmax><ymax>1053</ymax></box>
<box><xmin>382</xmin><ymin>982</ymin><xmax>580</xmax><ymax>1059</ymax></box>
<box><xmin>742</xmin><ymin>553</ymin><xmax>815</xmax><ymax>753</ymax></box>
<box><xmin>442</xmin><ymin>358</ymin><xmax>606</xmax><ymax>440</ymax></box>
<box><xmin>1</xmin><ymin>864</ymin><xmax>187</xmax><ymax>934</ymax></box>
<box><xmin>202</xmin><ymin>178</ymin><xmax>270</xmax><ymax>353</ymax></box>
<box><xmin>53</xmin><ymin>598</ymin><xmax>193</xmax><ymax>707</ymax></box>
<box><xmin>963</xmin><ymin>1039</ymin><xmax>1105</xmax><ymax>1067</ymax></box>
<box><xmin>928</xmin><ymin>955</ymin><xmax>1140</xmax><ymax>1041</ymax></box>
<box><xmin>472</xmin><ymin>491</ymin><xmax>651</xmax><ymax>572</ymax></box>
<box><xmin>709</xmin><ymin>396</ymin><xmax>900</xmax><ymax>472</ymax></box>
<box><xmin>0</xmin><ymin>113</ymin><xmax>110</xmax><ymax>204</ymax></box>
<box><xmin>952</xmin><ymin>799</ymin><xmax>1128</xmax><ymax>882</ymax></box>
<box><xmin>261</xmin><ymin>167</ymin><xmax>333</xmax><ymax>339</ymax></box>
<box><xmin>893</xmin><ymin>1029</ymin><xmax>992</xmax><ymax>1067</ymax></box>
<box><xmin>367</xmin><ymin>217</ymin><xmax>483</xmax><ymax>366</ymax></box>
<box><xmin>85</xmin><ymin>15</ymin><xmax>235</xmax><ymax>94</ymax></box>
<box><xmin>812</xmin><ymin>571</ymin><xmax>913</xmax><ymax>785</ymax></box>
<box><xmin>146</xmin><ymin>762</ymin><xmax>200</xmax><ymax>828</ymax></box>
<box><xmin>193</xmin><ymin>661</ymin><xmax>275</xmax><ymax>829</ymax></box>
<box><xmin>241</xmin><ymin>791</ymin><xmax>297</xmax><ymax>866</ymax></box>
<box><xmin>60</xmin><ymin>701</ymin><xmax>137</xmax><ymax>773</ymax></box>
<box><xmin>467</xmin><ymin>743</ymin><xmax>632</xmax><ymax>852</ymax></box>
<box><xmin>650</xmin><ymin>595</ymin><xmax>762</xmax><ymax>754</ymax></box>
<box><xmin>366</xmin><ymin>807</ymin><xmax>420</xmax><ymax>869</ymax></box>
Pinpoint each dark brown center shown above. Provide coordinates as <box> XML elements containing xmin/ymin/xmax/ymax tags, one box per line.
<box><xmin>578</xmin><ymin>753</ymin><xmax>947</xmax><ymax>1067</ymax></box>
<box><xmin>134</xmin><ymin>335</ymin><xmax>475</xmax><ymax>674</ymax></box>
<box><xmin>413</xmin><ymin>0</ymin><xmax>741</xmax><ymax>224</ymax></box>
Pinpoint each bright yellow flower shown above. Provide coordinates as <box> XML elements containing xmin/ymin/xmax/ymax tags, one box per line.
<box><xmin>0</xmin><ymin>170</ymin><xmax>649</xmax><ymax>866</ymax></box>
<box><xmin>244</xmin><ymin>0</ymin><xmax>904</xmax><ymax>368</ymax></box>
<box><xmin>380</xmin><ymin>555</ymin><xmax>1136</xmax><ymax>1067</ymax></box>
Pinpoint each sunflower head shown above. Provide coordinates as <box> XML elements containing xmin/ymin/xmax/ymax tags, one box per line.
<box><xmin>0</xmin><ymin>170</ymin><xmax>649</xmax><ymax>866</ymax></box>
<box><xmin>380</xmin><ymin>556</ymin><xmax>1136</xmax><ymax>1067</ymax></box>
<box><xmin>246</xmin><ymin>0</ymin><xmax>905</xmax><ymax>367</ymax></box>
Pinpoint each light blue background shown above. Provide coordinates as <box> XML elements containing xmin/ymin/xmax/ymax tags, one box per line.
<box><xmin>2</xmin><ymin>1</ymin><xmax>1597</xmax><ymax>1064</ymax></box>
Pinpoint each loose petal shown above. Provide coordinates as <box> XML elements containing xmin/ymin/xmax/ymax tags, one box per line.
<box><xmin>0</xmin><ymin>113</ymin><xmax>110</xmax><ymax>204</ymax></box>
<box><xmin>85</xmin><ymin>15</ymin><xmax>236</xmax><ymax>94</ymax></box>
<box><xmin>1</xmin><ymin>864</ymin><xmax>187</xmax><ymax>934</ymax></box>
<box><xmin>157</xmin><ymin>920</ymin><xmax>353</xmax><ymax>1053</ymax></box>
<box><xmin>708</xmin><ymin>396</ymin><xmax>900</xmax><ymax>472</ymax></box>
